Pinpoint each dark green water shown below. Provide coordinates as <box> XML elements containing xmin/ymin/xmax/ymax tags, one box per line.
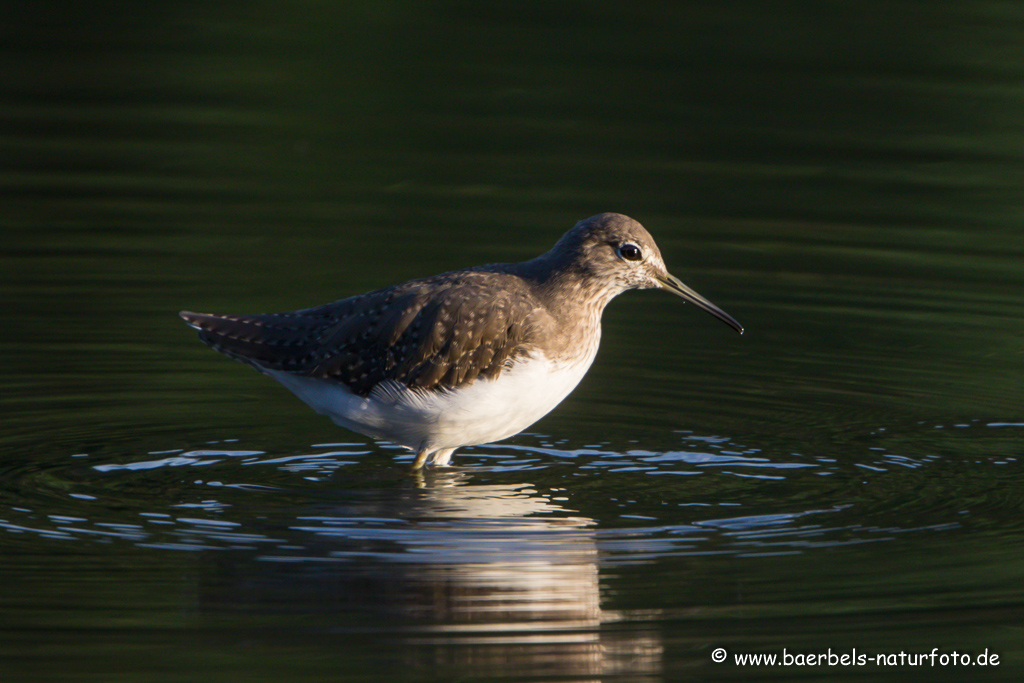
<box><xmin>3</xmin><ymin>2</ymin><xmax>1024</xmax><ymax>681</ymax></box>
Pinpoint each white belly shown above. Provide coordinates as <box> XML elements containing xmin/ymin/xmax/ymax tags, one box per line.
<box><xmin>264</xmin><ymin>347</ymin><xmax>598</xmax><ymax>453</ymax></box>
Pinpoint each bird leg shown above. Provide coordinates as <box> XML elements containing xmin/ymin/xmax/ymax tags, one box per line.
<box><xmin>429</xmin><ymin>448</ymin><xmax>456</xmax><ymax>467</ymax></box>
<box><xmin>411</xmin><ymin>448</ymin><xmax>431</xmax><ymax>470</ymax></box>
<box><xmin>411</xmin><ymin>446</ymin><xmax>456</xmax><ymax>470</ymax></box>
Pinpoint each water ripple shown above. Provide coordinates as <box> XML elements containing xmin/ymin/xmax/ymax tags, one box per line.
<box><xmin>1</xmin><ymin>422</ymin><xmax>1020</xmax><ymax>562</ymax></box>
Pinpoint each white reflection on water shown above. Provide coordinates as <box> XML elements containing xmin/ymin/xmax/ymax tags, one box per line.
<box><xmin>207</xmin><ymin>470</ymin><xmax>663</xmax><ymax>680</ymax></box>
<box><xmin>5</xmin><ymin>422</ymin><xmax>1022</xmax><ymax>678</ymax></box>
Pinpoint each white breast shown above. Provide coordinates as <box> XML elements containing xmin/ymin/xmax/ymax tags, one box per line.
<box><xmin>264</xmin><ymin>341</ymin><xmax>599</xmax><ymax>454</ymax></box>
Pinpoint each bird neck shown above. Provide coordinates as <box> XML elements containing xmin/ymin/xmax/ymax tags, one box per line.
<box><xmin>515</xmin><ymin>252</ymin><xmax>619</xmax><ymax>326</ymax></box>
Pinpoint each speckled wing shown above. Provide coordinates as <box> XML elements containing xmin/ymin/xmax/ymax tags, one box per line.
<box><xmin>180</xmin><ymin>270</ymin><xmax>549</xmax><ymax>396</ymax></box>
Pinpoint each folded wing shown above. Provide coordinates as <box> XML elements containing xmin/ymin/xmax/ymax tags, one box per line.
<box><xmin>180</xmin><ymin>271</ymin><xmax>549</xmax><ymax>396</ymax></box>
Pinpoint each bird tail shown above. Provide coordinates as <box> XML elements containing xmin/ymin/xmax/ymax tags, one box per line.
<box><xmin>179</xmin><ymin>310</ymin><xmax>325</xmax><ymax>373</ymax></box>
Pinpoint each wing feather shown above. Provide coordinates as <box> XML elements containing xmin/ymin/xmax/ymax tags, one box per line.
<box><xmin>181</xmin><ymin>270</ymin><xmax>550</xmax><ymax>397</ymax></box>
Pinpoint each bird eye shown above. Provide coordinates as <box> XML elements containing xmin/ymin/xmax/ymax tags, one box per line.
<box><xmin>617</xmin><ymin>243</ymin><xmax>642</xmax><ymax>262</ymax></box>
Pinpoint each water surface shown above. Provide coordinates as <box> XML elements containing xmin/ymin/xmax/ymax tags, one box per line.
<box><xmin>3</xmin><ymin>2</ymin><xmax>1024</xmax><ymax>681</ymax></box>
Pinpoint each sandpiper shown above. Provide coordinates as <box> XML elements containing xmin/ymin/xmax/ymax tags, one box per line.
<box><xmin>181</xmin><ymin>213</ymin><xmax>743</xmax><ymax>468</ymax></box>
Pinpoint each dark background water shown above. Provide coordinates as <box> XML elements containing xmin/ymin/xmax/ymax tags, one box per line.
<box><xmin>3</xmin><ymin>2</ymin><xmax>1023</xmax><ymax>681</ymax></box>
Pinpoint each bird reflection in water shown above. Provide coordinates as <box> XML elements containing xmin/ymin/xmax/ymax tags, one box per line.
<box><xmin>202</xmin><ymin>469</ymin><xmax>662</xmax><ymax>680</ymax></box>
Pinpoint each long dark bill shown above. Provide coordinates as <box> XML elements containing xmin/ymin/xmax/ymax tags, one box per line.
<box><xmin>655</xmin><ymin>273</ymin><xmax>744</xmax><ymax>334</ymax></box>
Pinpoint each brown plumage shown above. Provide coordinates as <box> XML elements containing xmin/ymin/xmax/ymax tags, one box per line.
<box><xmin>181</xmin><ymin>268</ymin><xmax>554</xmax><ymax>396</ymax></box>
<box><xmin>181</xmin><ymin>213</ymin><xmax>743</xmax><ymax>468</ymax></box>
